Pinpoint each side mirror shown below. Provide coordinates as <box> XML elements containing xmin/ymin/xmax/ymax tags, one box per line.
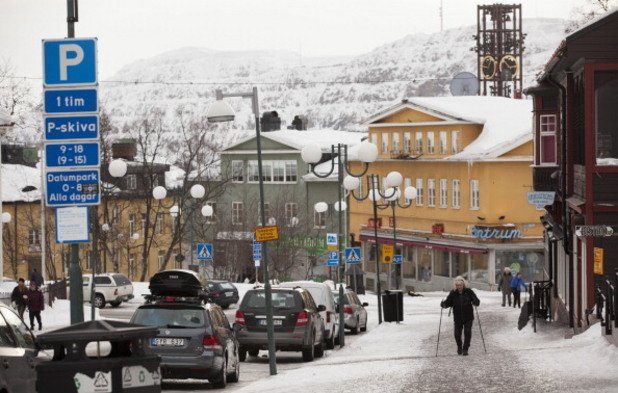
<box><xmin>317</xmin><ymin>305</ymin><xmax>326</xmax><ymax>312</ymax></box>
<box><xmin>362</xmin><ymin>302</ymin><xmax>369</xmax><ymax>307</ymax></box>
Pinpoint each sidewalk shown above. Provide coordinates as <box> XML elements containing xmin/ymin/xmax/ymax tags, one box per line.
<box><xmin>233</xmin><ymin>290</ymin><xmax>618</xmax><ymax>393</ymax></box>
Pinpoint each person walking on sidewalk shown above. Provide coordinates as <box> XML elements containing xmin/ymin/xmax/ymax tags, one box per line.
<box><xmin>440</xmin><ymin>276</ymin><xmax>480</xmax><ymax>356</ymax></box>
<box><xmin>10</xmin><ymin>278</ymin><xmax>28</xmax><ymax>319</ymax></box>
<box><xmin>30</xmin><ymin>268</ymin><xmax>44</xmax><ymax>288</ymax></box>
<box><xmin>498</xmin><ymin>267</ymin><xmax>513</xmax><ymax>307</ymax></box>
<box><xmin>510</xmin><ymin>272</ymin><xmax>526</xmax><ymax>309</ymax></box>
<box><xmin>26</xmin><ymin>282</ymin><xmax>44</xmax><ymax>331</ymax></box>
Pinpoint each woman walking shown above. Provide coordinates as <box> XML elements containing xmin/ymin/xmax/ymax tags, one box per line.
<box><xmin>26</xmin><ymin>282</ymin><xmax>44</xmax><ymax>331</ymax></box>
<box><xmin>510</xmin><ymin>272</ymin><xmax>526</xmax><ymax>309</ymax></box>
<box><xmin>498</xmin><ymin>267</ymin><xmax>513</xmax><ymax>307</ymax></box>
<box><xmin>440</xmin><ymin>276</ymin><xmax>480</xmax><ymax>356</ymax></box>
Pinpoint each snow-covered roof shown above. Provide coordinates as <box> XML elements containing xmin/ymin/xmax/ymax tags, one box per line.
<box><xmin>302</xmin><ymin>157</ymin><xmax>340</xmax><ymax>182</ymax></box>
<box><xmin>567</xmin><ymin>6</ymin><xmax>618</xmax><ymax>40</ymax></box>
<box><xmin>362</xmin><ymin>96</ymin><xmax>533</xmax><ymax>160</ymax></box>
<box><xmin>221</xmin><ymin>129</ymin><xmax>365</xmax><ymax>152</ymax></box>
<box><xmin>2</xmin><ymin>163</ymin><xmax>41</xmax><ymax>203</ymax></box>
<box><xmin>164</xmin><ymin>165</ymin><xmax>185</xmax><ymax>189</ymax></box>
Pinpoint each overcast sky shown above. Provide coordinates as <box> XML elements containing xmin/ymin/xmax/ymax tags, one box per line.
<box><xmin>2</xmin><ymin>0</ymin><xmax>582</xmax><ymax>80</ymax></box>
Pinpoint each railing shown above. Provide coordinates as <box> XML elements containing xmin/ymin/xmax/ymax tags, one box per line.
<box><xmin>46</xmin><ymin>279</ymin><xmax>67</xmax><ymax>307</ymax></box>
<box><xmin>530</xmin><ymin>280</ymin><xmax>553</xmax><ymax>333</ymax></box>
<box><xmin>596</xmin><ymin>269</ymin><xmax>617</xmax><ymax>336</ymax></box>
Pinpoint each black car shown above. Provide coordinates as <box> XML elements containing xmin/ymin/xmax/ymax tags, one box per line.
<box><xmin>206</xmin><ymin>281</ymin><xmax>239</xmax><ymax>309</ymax></box>
<box><xmin>131</xmin><ymin>270</ymin><xmax>240</xmax><ymax>388</ymax></box>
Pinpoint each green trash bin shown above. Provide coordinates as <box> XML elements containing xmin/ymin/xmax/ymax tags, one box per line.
<box><xmin>36</xmin><ymin>320</ymin><xmax>161</xmax><ymax>393</ymax></box>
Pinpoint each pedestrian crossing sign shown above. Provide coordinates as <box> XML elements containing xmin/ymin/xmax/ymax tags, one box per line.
<box><xmin>345</xmin><ymin>247</ymin><xmax>362</xmax><ymax>264</ymax></box>
<box><xmin>196</xmin><ymin>243</ymin><xmax>213</xmax><ymax>261</ymax></box>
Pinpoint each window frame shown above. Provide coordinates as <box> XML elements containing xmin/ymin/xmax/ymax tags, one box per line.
<box><xmin>427</xmin><ymin>179</ymin><xmax>436</xmax><ymax>207</ymax></box>
<box><xmin>231</xmin><ymin>160</ymin><xmax>244</xmax><ymax>182</ymax></box>
<box><xmin>470</xmin><ymin>179</ymin><xmax>480</xmax><ymax>210</ymax></box>
<box><xmin>439</xmin><ymin>178</ymin><xmax>448</xmax><ymax>208</ymax></box>
<box><xmin>452</xmin><ymin>179</ymin><xmax>461</xmax><ymax>209</ymax></box>
<box><xmin>232</xmin><ymin>202</ymin><xmax>243</xmax><ymax>226</ymax></box>
<box><xmin>247</xmin><ymin>160</ymin><xmax>298</xmax><ymax>184</ymax></box>
<box><xmin>427</xmin><ymin>132</ymin><xmax>435</xmax><ymax>154</ymax></box>
<box><xmin>539</xmin><ymin>114</ymin><xmax>558</xmax><ymax>166</ymax></box>
<box><xmin>439</xmin><ymin>131</ymin><xmax>447</xmax><ymax>154</ymax></box>
<box><xmin>415</xmin><ymin>178</ymin><xmax>424</xmax><ymax>206</ymax></box>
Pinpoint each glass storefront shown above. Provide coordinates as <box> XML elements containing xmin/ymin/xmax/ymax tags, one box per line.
<box><xmin>452</xmin><ymin>252</ymin><xmax>468</xmax><ymax>278</ymax></box>
<box><xmin>403</xmin><ymin>246</ymin><xmax>416</xmax><ymax>279</ymax></box>
<box><xmin>419</xmin><ymin>248</ymin><xmax>432</xmax><ymax>282</ymax></box>
<box><xmin>495</xmin><ymin>250</ymin><xmax>545</xmax><ymax>282</ymax></box>
<box><xmin>434</xmin><ymin>249</ymin><xmax>450</xmax><ymax>277</ymax></box>
<box><xmin>469</xmin><ymin>253</ymin><xmax>489</xmax><ymax>283</ymax></box>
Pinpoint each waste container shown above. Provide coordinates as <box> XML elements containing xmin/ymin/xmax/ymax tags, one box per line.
<box><xmin>382</xmin><ymin>290</ymin><xmax>404</xmax><ymax>322</ymax></box>
<box><xmin>36</xmin><ymin>320</ymin><xmax>161</xmax><ymax>393</ymax></box>
<box><xmin>345</xmin><ymin>265</ymin><xmax>366</xmax><ymax>295</ymax></box>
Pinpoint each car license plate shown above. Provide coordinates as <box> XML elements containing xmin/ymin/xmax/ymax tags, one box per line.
<box><xmin>150</xmin><ymin>338</ymin><xmax>185</xmax><ymax>347</ymax></box>
<box><xmin>259</xmin><ymin>319</ymin><xmax>282</xmax><ymax>326</ymax></box>
<box><xmin>225</xmin><ymin>292</ymin><xmax>233</xmax><ymax>297</ymax></box>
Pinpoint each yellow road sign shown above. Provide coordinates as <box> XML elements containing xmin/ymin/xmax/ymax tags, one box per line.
<box><xmin>381</xmin><ymin>244</ymin><xmax>394</xmax><ymax>264</ymax></box>
<box><xmin>255</xmin><ymin>226</ymin><xmax>279</xmax><ymax>242</ymax></box>
<box><xmin>594</xmin><ymin>247</ymin><xmax>604</xmax><ymax>275</ymax></box>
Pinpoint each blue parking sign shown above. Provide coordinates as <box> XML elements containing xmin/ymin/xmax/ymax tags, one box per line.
<box><xmin>43</xmin><ymin>38</ymin><xmax>98</xmax><ymax>86</ymax></box>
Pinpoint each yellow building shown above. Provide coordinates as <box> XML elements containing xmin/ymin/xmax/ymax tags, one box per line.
<box><xmin>348</xmin><ymin>96</ymin><xmax>545</xmax><ymax>292</ymax></box>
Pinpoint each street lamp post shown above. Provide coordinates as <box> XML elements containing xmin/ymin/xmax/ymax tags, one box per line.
<box><xmin>206</xmin><ymin>87</ymin><xmax>278</xmax><ymax>375</ymax></box>
<box><xmin>301</xmin><ymin>141</ymin><xmax>377</xmax><ymax>347</ymax></box>
<box><xmin>344</xmin><ymin>171</ymin><xmax>415</xmax><ymax>324</ymax></box>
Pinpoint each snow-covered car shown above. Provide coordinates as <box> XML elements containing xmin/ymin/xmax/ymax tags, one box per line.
<box><xmin>68</xmin><ymin>273</ymin><xmax>134</xmax><ymax>308</ymax></box>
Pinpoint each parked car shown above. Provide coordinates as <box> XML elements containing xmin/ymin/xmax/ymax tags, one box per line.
<box><xmin>278</xmin><ymin>281</ymin><xmax>339</xmax><ymax>349</ymax></box>
<box><xmin>0</xmin><ymin>303</ymin><xmax>41</xmax><ymax>392</ymax></box>
<box><xmin>131</xmin><ymin>270</ymin><xmax>239</xmax><ymax>388</ymax></box>
<box><xmin>333</xmin><ymin>289</ymin><xmax>368</xmax><ymax>334</ymax></box>
<box><xmin>206</xmin><ymin>280</ymin><xmax>239</xmax><ymax>309</ymax></box>
<box><xmin>235</xmin><ymin>287</ymin><xmax>325</xmax><ymax>362</ymax></box>
<box><xmin>79</xmin><ymin>273</ymin><xmax>134</xmax><ymax>308</ymax></box>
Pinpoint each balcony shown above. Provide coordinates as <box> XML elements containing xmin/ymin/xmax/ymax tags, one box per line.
<box><xmin>533</xmin><ymin>166</ymin><xmax>558</xmax><ymax>191</ymax></box>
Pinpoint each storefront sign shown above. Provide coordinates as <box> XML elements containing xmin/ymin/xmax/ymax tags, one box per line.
<box><xmin>527</xmin><ymin>191</ymin><xmax>555</xmax><ymax>209</ymax></box>
<box><xmin>368</xmin><ymin>218</ymin><xmax>382</xmax><ymax>228</ymax></box>
<box><xmin>594</xmin><ymin>247</ymin><xmax>604</xmax><ymax>275</ymax></box>
<box><xmin>432</xmin><ymin>223</ymin><xmax>444</xmax><ymax>235</ymax></box>
<box><xmin>471</xmin><ymin>226</ymin><xmax>522</xmax><ymax>240</ymax></box>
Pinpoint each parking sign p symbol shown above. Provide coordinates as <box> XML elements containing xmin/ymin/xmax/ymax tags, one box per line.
<box><xmin>59</xmin><ymin>44</ymin><xmax>84</xmax><ymax>81</ymax></box>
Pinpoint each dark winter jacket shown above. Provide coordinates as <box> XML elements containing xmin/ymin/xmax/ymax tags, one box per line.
<box><xmin>511</xmin><ymin>276</ymin><xmax>526</xmax><ymax>292</ymax></box>
<box><xmin>11</xmin><ymin>285</ymin><xmax>28</xmax><ymax>306</ymax></box>
<box><xmin>26</xmin><ymin>288</ymin><xmax>45</xmax><ymax>312</ymax></box>
<box><xmin>498</xmin><ymin>273</ymin><xmax>512</xmax><ymax>294</ymax></box>
<box><xmin>441</xmin><ymin>288</ymin><xmax>480</xmax><ymax>323</ymax></box>
<box><xmin>30</xmin><ymin>271</ymin><xmax>44</xmax><ymax>287</ymax></box>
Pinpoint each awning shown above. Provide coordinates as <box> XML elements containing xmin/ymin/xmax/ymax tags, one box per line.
<box><xmin>359</xmin><ymin>234</ymin><xmax>487</xmax><ymax>255</ymax></box>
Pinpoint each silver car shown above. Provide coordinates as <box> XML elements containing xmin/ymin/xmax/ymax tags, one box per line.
<box><xmin>131</xmin><ymin>298</ymin><xmax>240</xmax><ymax>388</ymax></box>
<box><xmin>235</xmin><ymin>287</ymin><xmax>325</xmax><ymax>362</ymax></box>
<box><xmin>333</xmin><ymin>289</ymin><xmax>368</xmax><ymax>334</ymax></box>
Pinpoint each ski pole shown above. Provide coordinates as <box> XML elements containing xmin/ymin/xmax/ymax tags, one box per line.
<box><xmin>436</xmin><ymin>304</ymin><xmax>444</xmax><ymax>357</ymax></box>
<box><xmin>475</xmin><ymin>305</ymin><xmax>487</xmax><ymax>354</ymax></box>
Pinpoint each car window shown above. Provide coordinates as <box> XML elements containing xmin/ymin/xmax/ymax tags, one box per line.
<box><xmin>207</xmin><ymin>283</ymin><xmax>217</xmax><ymax>291</ymax></box>
<box><xmin>132</xmin><ymin>307</ymin><xmax>206</xmax><ymax>328</ymax></box>
<box><xmin>112</xmin><ymin>274</ymin><xmax>131</xmax><ymax>286</ymax></box>
<box><xmin>219</xmin><ymin>283</ymin><xmax>235</xmax><ymax>290</ymax></box>
<box><xmin>333</xmin><ymin>292</ymin><xmax>350</xmax><ymax>305</ymax></box>
<box><xmin>301</xmin><ymin>291</ymin><xmax>317</xmax><ymax>311</ymax></box>
<box><xmin>0</xmin><ymin>314</ymin><xmax>16</xmax><ymax>347</ymax></box>
<box><xmin>243</xmin><ymin>291</ymin><xmax>301</xmax><ymax>310</ymax></box>
<box><xmin>1</xmin><ymin>309</ymin><xmax>35</xmax><ymax>349</ymax></box>
<box><xmin>351</xmin><ymin>293</ymin><xmax>361</xmax><ymax>305</ymax></box>
<box><xmin>82</xmin><ymin>276</ymin><xmax>90</xmax><ymax>285</ymax></box>
<box><xmin>93</xmin><ymin>276</ymin><xmax>112</xmax><ymax>285</ymax></box>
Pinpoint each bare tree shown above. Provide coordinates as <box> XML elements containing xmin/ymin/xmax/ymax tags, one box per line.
<box><xmin>565</xmin><ymin>0</ymin><xmax>617</xmax><ymax>33</ymax></box>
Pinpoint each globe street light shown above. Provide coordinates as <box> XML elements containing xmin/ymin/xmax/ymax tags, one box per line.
<box><xmin>206</xmin><ymin>87</ymin><xmax>278</xmax><ymax>375</ymax></box>
<box><xmin>301</xmin><ymin>141</ymin><xmax>377</xmax><ymax>348</ymax></box>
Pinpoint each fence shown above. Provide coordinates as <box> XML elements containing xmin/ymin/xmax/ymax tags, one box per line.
<box><xmin>596</xmin><ymin>269</ymin><xmax>617</xmax><ymax>336</ymax></box>
<box><xmin>0</xmin><ymin>279</ymin><xmax>68</xmax><ymax>308</ymax></box>
<box><xmin>529</xmin><ymin>280</ymin><xmax>553</xmax><ymax>333</ymax></box>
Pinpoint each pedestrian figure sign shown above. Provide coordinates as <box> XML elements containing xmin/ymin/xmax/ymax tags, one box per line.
<box><xmin>196</xmin><ymin>243</ymin><xmax>213</xmax><ymax>261</ymax></box>
<box><xmin>345</xmin><ymin>247</ymin><xmax>362</xmax><ymax>264</ymax></box>
<box><xmin>326</xmin><ymin>233</ymin><xmax>338</xmax><ymax>246</ymax></box>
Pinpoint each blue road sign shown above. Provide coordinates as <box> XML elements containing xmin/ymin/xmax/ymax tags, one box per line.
<box><xmin>44</xmin><ymin>115</ymin><xmax>99</xmax><ymax>141</ymax></box>
<box><xmin>45</xmin><ymin>142</ymin><xmax>100</xmax><ymax>168</ymax></box>
<box><xmin>326</xmin><ymin>250</ymin><xmax>339</xmax><ymax>266</ymax></box>
<box><xmin>253</xmin><ymin>241</ymin><xmax>262</xmax><ymax>261</ymax></box>
<box><xmin>44</xmin><ymin>88</ymin><xmax>98</xmax><ymax>114</ymax></box>
<box><xmin>345</xmin><ymin>247</ymin><xmax>362</xmax><ymax>264</ymax></box>
<box><xmin>326</xmin><ymin>259</ymin><xmax>339</xmax><ymax>267</ymax></box>
<box><xmin>393</xmin><ymin>255</ymin><xmax>403</xmax><ymax>264</ymax></box>
<box><xmin>196</xmin><ymin>243</ymin><xmax>213</xmax><ymax>261</ymax></box>
<box><xmin>45</xmin><ymin>169</ymin><xmax>100</xmax><ymax>206</ymax></box>
<box><xmin>43</xmin><ymin>38</ymin><xmax>97</xmax><ymax>86</ymax></box>
<box><xmin>326</xmin><ymin>233</ymin><xmax>338</xmax><ymax>246</ymax></box>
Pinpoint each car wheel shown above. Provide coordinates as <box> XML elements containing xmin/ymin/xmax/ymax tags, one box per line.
<box><xmin>210</xmin><ymin>355</ymin><xmax>227</xmax><ymax>388</ymax></box>
<box><xmin>109</xmin><ymin>301</ymin><xmax>121</xmax><ymax>308</ymax></box>
<box><xmin>238</xmin><ymin>346</ymin><xmax>247</xmax><ymax>362</ymax></box>
<box><xmin>227</xmin><ymin>352</ymin><xmax>240</xmax><ymax>383</ymax></box>
<box><xmin>93</xmin><ymin>294</ymin><xmax>105</xmax><ymax>309</ymax></box>
<box><xmin>315</xmin><ymin>339</ymin><xmax>325</xmax><ymax>358</ymax></box>
<box><xmin>302</xmin><ymin>334</ymin><xmax>315</xmax><ymax>362</ymax></box>
<box><xmin>248</xmin><ymin>348</ymin><xmax>259</xmax><ymax>357</ymax></box>
<box><xmin>361</xmin><ymin>318</ymin><xmax>367</xmax><ymax>332</ymax></box>
<box><xmin>326</xmin><ymin>331</ymin><xmax>335</xmax><ymax>349</ymax></box>
<box><xmin>351</xmin><ymin>317</ymin><xmax>359</xmax><ymax>335</ymax></box>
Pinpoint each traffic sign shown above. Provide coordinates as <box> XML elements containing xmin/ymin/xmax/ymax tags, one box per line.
<box><xmin>253</xmin><ymin>241</ymin><xmax>262</xmax><ymax>261</ymax></box>
<box><xmin>45</xmin><ymin>142</ymin><xmax>100</xmax><ymax>168</ymax></box>
<box><xmin>393</xmin><ymin>255</ymin><xmax>403</xmax><ymax>264</ymax></box>
<box><xmin>326</xmin><ymin>251</ymin><xmax>339</xmax><ymax>266</ymax></box>
<box><xmin>345</xmin><ymin>247</ymin><xmax>362</xmax><ymax>264</ymax></box>
<box><xmin>44</xmin><ymin>115</ymin><xmax>99</xmax><ymax>140</ymax></box>
<box><xmin>55</xmin><ymin>206</ymin><xmax>90</xmax><ymax>243</ymax></box>
<box><xmin>196</xmin><ymin>243</ymin><xmax>213</xmax><ymax>261</ymax></box>
<box><xmin>44</xmin><ymin>88</ymin><xmax>98</xmax><ymax>114</ymax></box>
<box><xmin>326</xmin><ymin>233</ymin><xmax>338</xmax><ymax>246</ymax></box>
<box><xmin>381</xmin><ymin>244</ymin><xmax>394</xmax><ymax>264</ymax></box>
<box><xmin>43</xmin><ymin>38</ymin><xmax>97</xmax><ymax>86</ymax></box>
<box><xmin>45</xmin><ymin>169</ymin><xmax>100</xmax><ymax>206</ymax></box>
<box><xmin>255</xmin><ymin>225</ymin><xmax>279</xmax><ymax>242</ymax></box>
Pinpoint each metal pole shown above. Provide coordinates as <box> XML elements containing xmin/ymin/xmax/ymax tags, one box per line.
<box><xmin>391</xmin><ymin>202</ymin><xmax>400</xmax><ymax>324</ymax></box>
<box><xmin>40</xmin><ymin>146</ymin><xmax>47</xmax><ymax>282</ymax></box>
<box><xmin>372</xmin><ymin>176</ymin><xmax>383</xmax><ymax>324</ymax></box>
<box><xmin>67</xmin><ymin>0</ymin><xmax>84</xmax><ymax>324</ymax></box>
<box><xmin>337</xmin><ymin>145</ymin><xmax>345</xmax><ymax>347</ymax></box>
<box><xmin>90</xmin><ymin>206</ymin><xmax>98</xmax><ymax>321</ymax></box>
<box><xmin>252</xmin><ymin>88</ymin><xmax>277</xmax><ymax>375</ymax></box>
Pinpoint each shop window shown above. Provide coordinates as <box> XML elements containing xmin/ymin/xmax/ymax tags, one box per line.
<box><xmin>452</xmin><ymin>252</ymin><xmax>468</xmax><ymax>278</ymax></box>
<box><xmin>403</xmin><ymin>247</ymin><xmax>416</xmax><ymax>279</ymax></box>
<box><xmin>434</xmin><ymin>250</ymin><xmax>450</xmax><ymax>277</ymax></box>
<box><xmin>468</xmin><ymin>253</ymin><xmax>488</xmax><ymax>283</ymax></box>
<box><xmin>539</xmin><ymin>115</ymin><xmax>557</xmax><ymax>165</ymax></box>
<box><xmin>365</xmin><ymin>244</ymin><xmax>377</xmax><ymax>273</ymax></box>
<box><xmin>595</xmin><ymin>71</ymin><xmax>618</xmax><ymax>165</ymax></box>
<box><xmin>419</xmin><ymin>248</ymin><xmax>432</xmax><ymax>282</ymax></box>
<box><xmin>495</xmin><ymin>250</ymin><xmax>544</xmax><ymax>282</ymax></box>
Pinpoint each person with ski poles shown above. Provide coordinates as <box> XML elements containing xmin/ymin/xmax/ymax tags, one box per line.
<box><xmin>440</xmin><ymin>276</ymin><xmax>480</xmax><ymax>356</ymax></box>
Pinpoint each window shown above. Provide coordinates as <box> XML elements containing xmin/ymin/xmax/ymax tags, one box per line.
<box><xmin>381</xmin><ymin>133</ymin><xmax>389</xmax><ymax>153</ymax></box>
<box><xmin>415</xmin><ymin>132</ymin><xmax>423</xmax><ymax>154</ymax></box>
<box><xmin>232</xmin><ymin>160</ymin><xmax>244</xmax><ymax>182</ymax></box>
<box><xmin>29</xmin><ymin>230</ymin><xmax>40</xmax><ymax>246</ymax></box>
<box><xmin>415</xmin><ymin>178</ymin><xmax>424</xmax><ymax>206</ymax></box>
<box><xmin>272</xmin><ymin>161</ymin><xmax>285</xmax><ymax>182</ymax></box>
<box><xmin>403</xmin><ymin>132</ymin><xmax>411</xmax><ymax>153</ymax></box>
<box><xmin>141</xmin><ymin>213</ymin><xmax>147</xmax><ymax>237</ymax></box>
<box><xmin>126</xmin><ymin>174</ymin><xmax>137</xmax><ymax>190</ymax></box>
<box><xmin>440</xmin><ymin>179</ymin><xmax>448</xmax><ymax>208</ymax></box>
<box><xmin>428</xmin><ymin>179</ymin><xmax>436</xmax><ymax>207</ymax></box>
<box><xmin>595</xmin><ymin>71</ymin><xmax>618</xmax><ymax>165</ymax></box>
<box><xmin>470</xmin><ymin>180</ymin><xmax>480</xmax><ymax>209</ymax></box>
<box><xmin>232</xmin><ymin>202</ymin><xmax>243</xmax><ymax>225</ymax></box>
<box><xmin>261</xmin><ymin>162</ymin><xmax>272</xmax><ymax>182</ymax></box>
<box><xmin>128</xmin><ymin>214</ymin><xmax>135</xmax><ymax>235</ymax></box>
<box><xmin>452</xmin><ymin>179</ymin><xmax>461</xmax><ymax>208</ymax></box>
<box><xmin>247</xmin><ymin>160</ymin><xmax>298</xmax><ymax>183</ymax></box>
<box><xmin>158</xmin><ymin>250</ymin><xmax>165</xmax><ymax>270</ymax></box>
<box><xmin>247</xmin><ymin>161</ymin><xmax>260</xmax><ymax>182</ymax></box>
<box><xmin>427</xmin><ymin>132</ymin><xmax>435</xmax><ymax>154</ymax></box>
<box><xmin>371</xmin><ymin>133</ymin><xmax>378</xmax><ymax>147</ymax></box>
<box><xmin>1</xmin><ymin>309</ymin><xmax>35</xmax><ymax>349</ymax></box>
<box><xmin>258</xmin><ymin>203</ymin><xmax>271</xmax><ymax>225</ymax></box>
<box><xmin>404</xmin><ymin>178</ymin><xmax>412</xmax><ymax>203</ymax></box>
<box><xmin>314</xmin><ymin>210</ymin><xmax>326</xmax><ymax>228</ymax></box>
<box><xmin>540</xmin><ymin>114</ymin><xmax>557</xmax><ymax>165</ymax></box>
<box><xmin>392</xmin><ymin>133</ymin><xmax>400</xmax><ymax>153</ymax></box>
<box><xmin>156</xmin><ymin>214</ymin><xmax>164</xmax><ymax>234</ymax></box>
<box><xmin>439</xmin><ymin>131</ymin><xmax>447</xmax><ymax>154</ymax></box>
<box><xmin>452</xmin><ymin>131</ymin><xmax>460</xmax><ymax>153</ymax></box>
<box><xmin>285</xmin><ymin>161</ymin><xmax>297</xmax><ymax>182</ymax></box>
<box><xmin>285</xmin><ymin>203</ymin><xmax>298</xmax><ymax>227</ymax></box>
<box><xmin>205</xmin><ymin>202</ymin><xmax>217</xmax><ymax>223</ymax></box>
<box><xmin>112</xmin><ymin>204</ymin><xmax>119</xmax><ymax>224</ymax></box>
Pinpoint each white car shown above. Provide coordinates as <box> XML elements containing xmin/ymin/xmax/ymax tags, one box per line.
<box><xmin>69</xmin><ymin>273</ymin><xmax>134</xmax><ymax>308</ymax></box>
<box><xmin>278</xmin><ymin>281</ymin><xmax>339</xmax><ymax>349</ymax></box>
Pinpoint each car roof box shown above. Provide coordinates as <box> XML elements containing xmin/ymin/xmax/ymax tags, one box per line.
<box><xmin>149</xmin><ymin>269</ymin><xmax>204</xmax><ymax>296</ymax></box>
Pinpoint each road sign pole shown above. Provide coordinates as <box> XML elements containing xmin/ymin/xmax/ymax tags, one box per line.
<box><xmin>337</xmin><ymin>147</ymin><xmax>345</xmax><ymax>348</ymax></box>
